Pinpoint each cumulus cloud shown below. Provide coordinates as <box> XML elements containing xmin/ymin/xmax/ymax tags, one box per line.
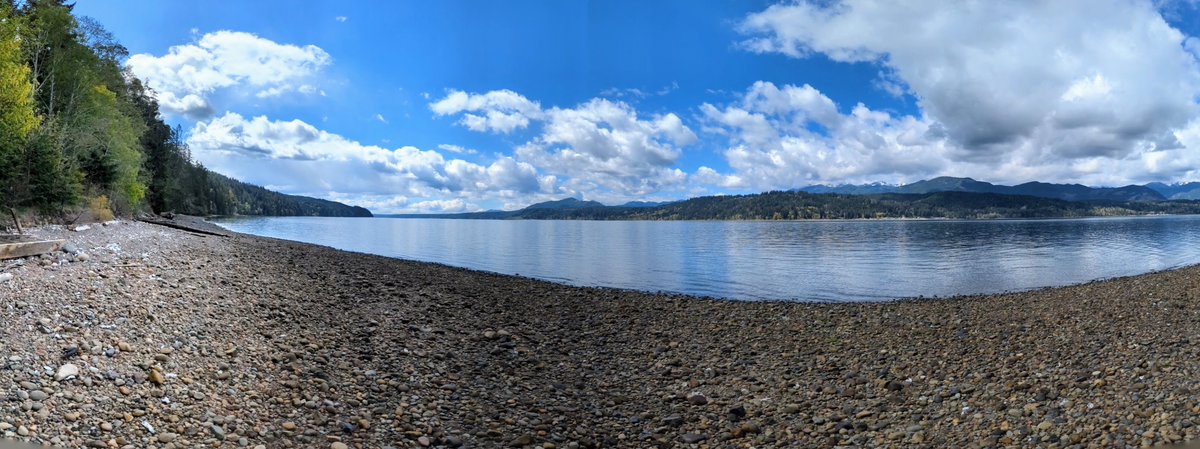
<box><xmin>701</xmin><ymin>81</ymin><xmax>952</xmax><ymax>189</ymax></box>
<box><xmin>738</xmin><ymin>0</ymin><xmax>1200</xmax><ymax>173</ymax></box>
<box><xmin>127</xmin><ymin>31</ymin><xmax>330</xmax><ymax>119</ymax></box>
<box><xmin>432</xmin><ymin>90</ymin><xmax>699</xmax><ymax>198</ymax></box>
<box><xmin>429</xmin><ymin>89</ymin><xmax>543</xmax><ymax>133</ymax></box>
<box><xmin>698</xmin><ymin>77</ymin><xmax>1200</xmax><ymax>189</ymax></box>
<box><xmin>186</xmin><ymin>113</ymin><xmax>552</xmax><ymax>212</ymax></box>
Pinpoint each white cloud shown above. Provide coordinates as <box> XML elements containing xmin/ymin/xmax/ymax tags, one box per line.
<box><xmin>374</xmin><ymin>113</ymin><xmax>388</xmax><ymax>124</ymax></box>
<box><xmin>186</xmin><ymin>113</ymin><xmax>553</xmax><ymax>212</ymax></box>
<box><xmin>738</xmin><ymin>0</ymin><xmax>1200</xmax><ymax>169</ymax></box>
<box><xmin>437</xmin><ymin>144</ymin><xmax>479</xmax><ymax>155</ymax></box>
<box><xmin>335</xmin><ymin>16</ymin><xmax>348</xmax><ymax>23</ymax></box>
<box><xmin>697</xmin><ymin>77</ymin><xmax>1200</xmax><ymax>190</ymax></box>
<box><xmin>408</xmin><ymin>199</ymin><xmax>477</xmax><ymax>213</ymax></box>
<box><xmin>429</xmin><ymin>89</ymin><xmax>543</xmax><ymax>133</ymax></box>
<box><xmin>701</xmin><ymin>81</ymin><xmax>952</xmax><ymax>189</ymax></box>
<box><xmin>127</xmin><ymin>31</ymin><xmax>331</xmax><ymax>119</ymax></box>
<box><xmin>433</xmin><ymin>90</ymin><xmax>699</xmax><ymax>198</ymax></box>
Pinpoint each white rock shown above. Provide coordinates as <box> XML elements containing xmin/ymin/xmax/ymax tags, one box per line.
<box><xmin>0</xmin><ymin>273</ymin><xmax>11</xmax><ymax>283</ymax></box>
<box><xmin>72</xmin><ymin>225</ymin><xmax>91</xmax><ymax>232</ymax></box>
<box><xmin>54</xmin><ymin>363</ymin><xmax>79</xmax><ymax>381</ymax></box>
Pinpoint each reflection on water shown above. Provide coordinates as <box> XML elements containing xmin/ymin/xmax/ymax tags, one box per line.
<box><xmin>213</xmin><ymin>215</ymin><xmax>1200</xmax><ymax>302</ymax></box>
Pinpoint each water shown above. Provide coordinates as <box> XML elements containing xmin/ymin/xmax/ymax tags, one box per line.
<box><xmin>212</xmin><ymin>215</ymin><xmax>1200</xmax><ymax>302</ymax></box>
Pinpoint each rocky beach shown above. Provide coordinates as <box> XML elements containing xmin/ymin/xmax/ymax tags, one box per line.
<box><xmin>2</xmin><ymin>219</ymin><xmax>1200</xmax><ymax>448</ymax></box>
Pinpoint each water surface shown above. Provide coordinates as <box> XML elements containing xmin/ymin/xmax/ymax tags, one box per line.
<box><xmin>213</xmin><ymin>215</ymin><xmax>1200</xmax><ymax>301</ymax></box>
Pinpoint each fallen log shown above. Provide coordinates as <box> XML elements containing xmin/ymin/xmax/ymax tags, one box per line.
<box><xmin>0</xmin><ymin>239</ymin><xmax>63</xmax><ymax>260</ymax></box>
<box><xmin>137</xmin><ymin>218</ymin><xmax>229</xmax><ymax>237</ymax></box>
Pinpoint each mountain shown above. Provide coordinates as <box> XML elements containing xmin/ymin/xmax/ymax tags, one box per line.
<box><xmin>388</xmin><ymin>190</ymin><xmax>1200</xmax><ymax>221</ymax></box>
<box><xmin>797</xmin><ymin>182</ymin><xmax>897</xmax><ymax>195</ymax></box>
<box><xmin>1006</xmin><ymin>182</ymin><xmax>1163</xmax><ymax>202</ymax></box>
<box><xmin>895</xmin><ymin>177</ymin><xmax>1006</xmax><ymax>195</ymax></box>
<box><xmin>799</xmin><ymin>177</ymin><xmax>1166</xmax><ymax>202</ymax></box>
<box><xmin>620</xmin><ymin>201</ymin><xmax>674</xmax><ymax>208</ymax></box>
<box><xmin>1146</xmin><ymin>182</ymin><xmax>1200</xmax><ymax>200</ymax></box>
<box><xmin>523</xmin><ymin>198</ymin><xmax>607</xmax><ymax>210</ymax></box>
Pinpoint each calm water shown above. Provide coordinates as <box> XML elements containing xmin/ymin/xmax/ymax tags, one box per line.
<box><xmin>212</xmin><ymin>215</ymin><xmax>1200</xmax><ymax>302</ymax></box>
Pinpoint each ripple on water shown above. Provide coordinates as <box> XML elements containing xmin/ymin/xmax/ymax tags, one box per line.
<box><xmin>213</xmin><ymin>215</ymin><xmax>1200</xmax><ymax>302</ymax></box>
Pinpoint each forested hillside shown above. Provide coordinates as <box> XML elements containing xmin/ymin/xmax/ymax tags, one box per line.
<box><xmin>391</xmin><ymin>191</ymin><xmax>1200</xmax><ymax>220</ymax></box>
<box><xmin>0</xmin><ymin>1</ymin><xmax>370</xmax><ymax>221</ymax></box>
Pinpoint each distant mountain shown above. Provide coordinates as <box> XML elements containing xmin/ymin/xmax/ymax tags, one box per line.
<box><xmin>523</xmin><ymin>198</ymin><xmax>607</xmax><ymax>210</ymax></box>
<box><xmin>798</xmin><ymin>177</ymin><xmax>1166</xmax><ymax>202</ymax></box>
<box><xmin>798</xmin><ymin>182</ymin><xmax>897</xmax><ymax>195</ymax></box>
<box><xmin>895</xmin><ymin>177</ymin><xmax>1006</xmax><ymax>195</ymax></box>
<box><xmin>1146</xmin><ymin>182</ymin><xmax>1200</xmax><ymax>200</ymax></box>
<box><xmin>385</xmin><ymin>190</ymin><xmax>1200</xmax><ymax>221</ymax></box>
<box><xmin>1006</xmin><ymin>181</ymin><xmax>1163</xmax><ymax>202</ymax></box>
<box><xmin>620</xmin><ymin>200</ymin><xmax>674</xmax><ymax>208</ymax></box>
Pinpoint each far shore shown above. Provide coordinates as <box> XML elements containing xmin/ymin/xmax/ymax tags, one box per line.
<box><xmin>2</xmin><ymin>219</ymin><xmax>1199</xmax><ymax>448</ymax></box>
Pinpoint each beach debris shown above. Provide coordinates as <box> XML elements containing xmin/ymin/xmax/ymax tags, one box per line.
<box><xmin>0</xmin><ymin>238</ymin><xmax>64</xmax><ymax>260</ymax></box>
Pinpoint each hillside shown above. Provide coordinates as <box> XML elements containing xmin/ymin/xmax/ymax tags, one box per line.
<box><xmin>386</xmin><ymin>191</ymin><xmax>1200</xmax><ymax>221</ymax></box>
<box><xmin>800</xmin><ymin>177</ymin><xmax>1167</xmax><ymax>202</ymax></box>
<box><xmin>0</xmin><ymin>2</ymin><xmax>368</xmax><ymax>222</ymax></box>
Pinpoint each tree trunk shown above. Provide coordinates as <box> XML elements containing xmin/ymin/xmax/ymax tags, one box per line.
<box><xmin>9</xmin><ymin>207</ymin><xmax>22</xmax><ymax>235</ymax></box>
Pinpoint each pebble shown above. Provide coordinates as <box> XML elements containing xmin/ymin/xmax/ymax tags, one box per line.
<box><xmin>510</xmin><ymin>434</ymin><xmax>533</xmax><ymax>446</ymax></box>
<box><xmin>149</xmin><ymin>369</ymin><xmax>165</xmax><ymax>385</ymax></box>
<box><xmin>680</xmin><ymin>433</ymin><xmax>706</xmax><ymax>444</ymax></box>
<box><xmin>54</xmin><ymin>363</ymin><xmax>79</xmax><ymax>381</ymax></box>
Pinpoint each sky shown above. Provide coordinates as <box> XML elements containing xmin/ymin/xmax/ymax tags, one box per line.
<box><xmin>73</xmin><ymin>0</ymin><xmax>1200</xmax><ymax>213</ymax></box>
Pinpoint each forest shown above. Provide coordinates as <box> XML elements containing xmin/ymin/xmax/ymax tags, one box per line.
<box><xmin>0</xmin><ymin>1</ymin><xmax>370</xmax><ymax>223</ymax></box>
<box><xmin>396</xmin><ymin>191</ymin><xmax>1200</xmax><ymax>221</ymax></box>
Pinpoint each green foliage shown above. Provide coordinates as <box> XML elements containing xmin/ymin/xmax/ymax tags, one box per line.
<box><xmin>0</xmin><ymin>3</ymin><xmax>39</xmax><ymax>208</ymax></box>
<box><xmin>24</xmin><ymin>126</ymin><xmax>80</xmax><ymax>212</ymax></box>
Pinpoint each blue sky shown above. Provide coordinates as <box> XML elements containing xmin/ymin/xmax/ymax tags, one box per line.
<box><xmin>76</xmin><ymin>0</ymin><xmax>1200</xmax><ymax>212</ymax></box>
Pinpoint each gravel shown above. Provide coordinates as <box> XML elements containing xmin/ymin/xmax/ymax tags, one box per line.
<box><xmin>0</xmin><ymin>219</ymin><xmax>1198</xmax><ymax>448</ymax></box>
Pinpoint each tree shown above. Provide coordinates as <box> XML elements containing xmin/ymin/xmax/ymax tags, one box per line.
<box><xmin>0</xmin><ymin>3</ymin><xmax>40</xmax><ymax>210</ymax></box>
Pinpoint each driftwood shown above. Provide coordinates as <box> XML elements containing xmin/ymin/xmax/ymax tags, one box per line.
<box><xmin>8</xmin><ymin>207</ymin><xmax>21</xmax><ymax>235</ymax></box>
<box><xmin>0</xmin><ymin>239</ymin><xmax>63</xmax><ymax>260</ymax></box>
<box><xmin>137</xmin><ymin>218</ymin><xmax>229</xmax><ymax>237</ymax></box>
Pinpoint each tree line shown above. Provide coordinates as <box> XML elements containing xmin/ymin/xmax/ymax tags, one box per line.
<box><xmin>405</xmin><ymin>191</ymin><xmax>1200</xmax><ymax>221</ymax></box>
<box><xmin>0</xmin><ymin>1</ymin><xmax>370</xmax><ymax>225</ymax></box>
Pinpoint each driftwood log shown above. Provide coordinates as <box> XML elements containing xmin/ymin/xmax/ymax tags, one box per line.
<box><xmin>0</xmin><ymin>239</ymin><xmax>63</xmax><ymax>260</ymax></box>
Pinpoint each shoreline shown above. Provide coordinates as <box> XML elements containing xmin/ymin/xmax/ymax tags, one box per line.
<box><xmin>206</xmin><ymin>214</ymin><xmax>1200</xmax><ymax>305</ymax></box>
<box><xmin>3</xmin><ymin>220</ymin><xmax>1200</xmax><ymax>448</ymax></box>
<box><xmin>369</xmin><ymin>212</ymin><xmax>1196</xmax><ymax>223</ymax></box>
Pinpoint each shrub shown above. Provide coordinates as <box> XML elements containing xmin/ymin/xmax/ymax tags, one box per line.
<box><xmin>90</xmin><ymin>195</ymin><xmax>114</xmax><ymax>222</ymax></box>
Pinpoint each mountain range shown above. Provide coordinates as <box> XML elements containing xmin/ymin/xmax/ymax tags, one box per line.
<box><xmin>798</xmin><ymin>177</ymin><xmax>1200</xmax><ymax>202</ymax></box>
